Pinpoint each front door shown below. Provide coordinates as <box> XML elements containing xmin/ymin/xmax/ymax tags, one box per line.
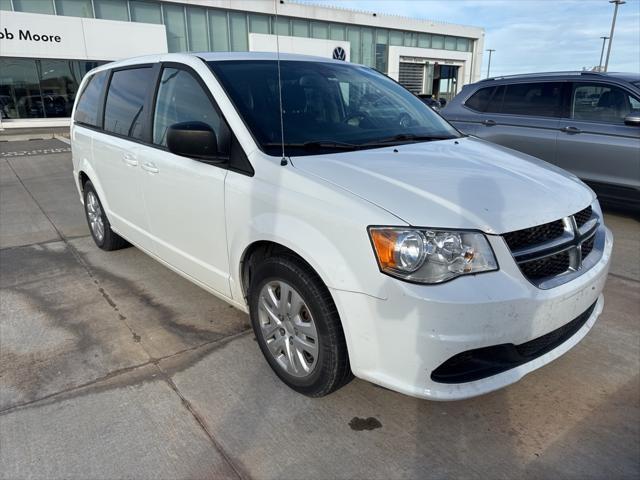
<box><xmin>139</xmin><ymin>65</ymin><xmax>231</xmax><ymax>296</ymax></box>
<box><xmin>556</xmin><ymin>81</ymin><xmax>640</xmax><ymax>193</ymax></box>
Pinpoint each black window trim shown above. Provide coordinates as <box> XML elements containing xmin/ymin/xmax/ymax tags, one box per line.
<box><xmin>564</xmin><ymin>79</ymin><xmax>640</xmax><ymax>126</ymax></box>
<box><xmin>72</xmin><ymin>61</ymin><xmax>254</xmax><ymax>177</ymax></box>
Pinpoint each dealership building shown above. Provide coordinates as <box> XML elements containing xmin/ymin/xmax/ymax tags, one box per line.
<box><xmin>0</xmin><ymin>0</ymin><xmax>484</xmax><ymax>128</ymax></box>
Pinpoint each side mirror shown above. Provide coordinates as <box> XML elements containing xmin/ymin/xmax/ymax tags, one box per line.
<box><xmin>167</xmin><ymin>121</ymin><xmax>225</xmax><ymax>163</ymax></box>
<box><xmin>624</xmin><ymin>113</ymin><xmax>640</xmax><ymax>126</ymax></box>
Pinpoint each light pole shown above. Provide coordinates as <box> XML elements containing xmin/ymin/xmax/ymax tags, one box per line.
<box><xmin>598</xmin><ymin>36</ymin><xmax>609</xmax><ymax>71</ymax></box>
<box><xmin>604</xmin><ymin>0</ymin><xmax>625</xmax><ymax>72</ymax></box>
<box><xmin>486</xmin><ymin>49</ymin><xmax>495</xmax><ymax>78</ymax></box>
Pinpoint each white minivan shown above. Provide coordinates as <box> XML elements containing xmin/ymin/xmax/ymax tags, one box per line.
<box><xmin>71</xmin><ymin>53</ymin><xmax>613</xmax><ymax>400</ymax></box>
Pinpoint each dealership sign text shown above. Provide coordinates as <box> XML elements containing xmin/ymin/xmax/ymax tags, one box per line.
<box><xmin>0</xmin><ymin>27</ymin><xmax>61</xmax><ymax>43</ymax></box>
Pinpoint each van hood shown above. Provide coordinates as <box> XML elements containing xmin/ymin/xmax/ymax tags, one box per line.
<box><xmin>291</xmin><ymin>136</ymin><xmax>594</xmax><ymax>234</ymax></box>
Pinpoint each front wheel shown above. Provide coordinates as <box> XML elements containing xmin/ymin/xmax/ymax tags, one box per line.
<box><xmin>248</xmin><ymin>255</ymin><xmax>353</xmax><ymax>397</ymax></box>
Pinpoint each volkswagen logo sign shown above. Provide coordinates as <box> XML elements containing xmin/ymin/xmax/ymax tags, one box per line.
<box><xmin>332</xmin><ymin>46</ymin><xmax>346</xmax><ymax>61</ymax></box>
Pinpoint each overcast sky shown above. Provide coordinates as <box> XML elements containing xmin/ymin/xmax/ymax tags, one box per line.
<box><xmin>294</xmin><ymin>0</ymin><xmax>640</xmax><ymax>76</ymax></box>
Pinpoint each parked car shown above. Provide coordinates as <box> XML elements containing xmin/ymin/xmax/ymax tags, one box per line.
<box><xmin>441</xmin><ymin>71</ymin><xmax>640</xmax><ymax>210</ymax></box>
<box><xmin>71</xmin><ymin>53</ymin><xmax>612</xmax><ymax>400</ymax></box>
<box><xmin>416</xmin><ymin>93</ymin><xmax>441</xmax><ymax>110</ymax></box>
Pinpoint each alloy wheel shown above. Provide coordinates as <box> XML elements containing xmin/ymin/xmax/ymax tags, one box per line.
<box><xmin>257</xmin><ymin>280</ymin><xmax>319</xmax><ymax>378</ymax></box>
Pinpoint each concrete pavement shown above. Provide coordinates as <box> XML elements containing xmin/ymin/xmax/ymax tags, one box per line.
<box><xmin>1</xmin><ymin>139</ymin><xmax>638</xmax><ymax>479</ymax></box>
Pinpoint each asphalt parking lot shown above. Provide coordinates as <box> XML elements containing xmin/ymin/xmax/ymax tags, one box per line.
<box><xmin>1</xmin><ymin>138</ymin><xmax>639</xmax><ymax>479</ymax></box>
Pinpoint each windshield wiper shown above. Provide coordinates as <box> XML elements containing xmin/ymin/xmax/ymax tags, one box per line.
<box><xmin>262</xmin><ymin>141</ymin><xmax>360</xmax><ymax>150</ymax></box>
<box><xmin>361</xmin><ymin>134</ymin><xmax>457</xmax><ymax>146</ymax></box>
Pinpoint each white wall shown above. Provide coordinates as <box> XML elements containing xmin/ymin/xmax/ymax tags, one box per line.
<box><xmin>249</xmin><ymin>33</ymin><xmax>350</xmax><ymax>61</ymax></box>
<box><xmin>0</xmin><ymin>10</ymin><xmax>167</xmax><ymax>61</ymax></box>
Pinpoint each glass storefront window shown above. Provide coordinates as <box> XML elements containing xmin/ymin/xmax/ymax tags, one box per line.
<box><xmin>374</xmin><ymin>29</ymin><xmax>388</xmax><ymax>73</ymax></box>
<box><xmin>418</xmin><ymin>33</ymin><xmax>431</xmax><ymax>48</ymax></box>
<box><xmin>0</xmin><ymin>0</ymin><xmax>12</xmax><ymax>11</ymax></box>
<box><xmin>273</xmin><ymin>16</ymin><xmax>290</xmax><ymax>36</ymax></box>
<box><xmin>54</xmin><ymin>0</ymin><xmax>94</xmax><ymax>18</ymax></box>
<box><xmin>431</xmin><ymin>35</ymin><xmax>444</xmax><ymax>49</ymax></box>
<box><xmin>164</xmin><ymin>4</ymin><xmax>188</xmax><ymax>52</ymax></box>
<box><xmin>229</xmin><ymin>12</ymin><xmax>248</xmax><ymax>51</ymax></box>
<box><xmin>13</xmin><ymin>0</ymin><xmax>55</xmax><ymax>14</ymax></box>
<box><xmin>361</xmin><ymin>27</ymin><xmax>374</xmax><ymax>67</ymax></box>
<box><xmin>311</xmin><ymin>22</ymin><xmax>328</xmax><ymax>39</ymax></box>
<box><xmin>292</xmin><ymin>19</ymin><xmax>309</xmax><ymax>37</ymax></box>
<box><xmin>0</xmin><ymin>58</ymin><xmax>41</xmax><ymax>119</ymax></box>
<box><xmin>187</xmin><ymin>7</ymin><xmax>208</xmax><ymax>51</ymax></box>
<box><xmin>375</xmin><ymin>29</ymin><xmax>388</xmax><ymax>45</ymax></box>
<box><xmin>0</xmin><ymin>58</ymin><xmax>104</xmax><ymax>120</ymax></box>
<box><xmin>347</xmin><ymin>27</ymin><xmax>361</xmax><ymax>64</ymax></box>
<box><xmin>404</xmin><ymin>32</ymin><xmax>417</xmax><ymax>47</ymax></box>
<box><xmin>130</xmin><ymin>0</ymin><xmax>161</xmax><ymax>24</ymax></box>
<box><xmin>444</xmin><ymin>36</ymin><xmax>457</xmax><ymax>50</ymax></box>
<box><xmin>389</xmin><ymin>30</ymin><xmax>403</xmax><ymax>46</ymax></box>
<box><xmin>39</xmin><ymin>59</ymin><xmax>80</xmax><ymax>117</ymax></box>
<box><xmin>94</xmin><ymin>0</ymin><xmax>128</xmax><ymax>21</ymax></box>
<box><xmin>209</xmin><ymin>10</ymin><xmax>229</xmax><ymax>51</ymax></box>
<box><xmin>329</xmin><ymin>23</ymin><xmax>345</xmax><ymax>41</ymax></box>
<box><xmin>249</xmin><ymin>14</ymin><xmax>270</xmax><ymax>34</ymax></box>
<box><xmin>457</xmin><ymin>38</ymin><xmax>470</xmax><ymax>52</ymax></box>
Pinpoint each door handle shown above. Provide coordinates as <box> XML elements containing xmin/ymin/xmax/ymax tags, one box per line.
<box><xmin>122</xmin><ymin>153</ymin><xmax>138</xmax><ymax>167</ymax></box>
<box><xmin>560</xmin><ymin>126</ymin><xmax>581</xmax><ymax>134</ymax></box>
<box><xmin>141</xmin><ymin>161</ymin><xmax>159</xmax><ymax>174</ymax></box>
<box><xmin>481</xmin><ymin>119</ymin><xmax>496</xmax><ymax>126</ymax></box>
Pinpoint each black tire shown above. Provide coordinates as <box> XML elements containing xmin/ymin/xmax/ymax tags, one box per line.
<box><xmin>249</xmin><ymin>254</ymin><xmax>353</xmax><ymax>397</ymax></box>
<box><xmin>83</xmin><ymin>181</ymin><xmax>128</xmax><ymax>251</ymax></box>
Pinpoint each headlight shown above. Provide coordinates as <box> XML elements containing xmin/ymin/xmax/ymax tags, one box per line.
<box><xmin>368</xmin><ymin>227</ymin><xmax>498</xmax><ymax>284</ymax></box>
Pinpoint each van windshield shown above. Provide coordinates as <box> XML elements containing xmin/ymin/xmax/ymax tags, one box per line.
<box><xmin>207</xmin><ymin>60</ymin><xmax>459</xmax><ymax>157</ymax></box>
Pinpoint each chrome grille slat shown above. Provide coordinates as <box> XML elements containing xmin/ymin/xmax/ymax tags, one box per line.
<box><xmin>503</xmin><ymin>203</ymin><xmax>602</xmax><ymax>289</ymax></box>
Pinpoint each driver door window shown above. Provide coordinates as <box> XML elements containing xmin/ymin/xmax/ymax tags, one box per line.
<box><xmin>571</xmin><ymin>83</ymin><xmax>639</xmax><ymax>124</ymax></box>
<box><xmin>153</xmin><ymin>67</ymin><xmax>228</xmax><ymax>155</ymax></box>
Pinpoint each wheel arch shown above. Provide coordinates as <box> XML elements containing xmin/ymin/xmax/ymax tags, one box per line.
<box><xmin>239</xmin><ymin>240</ymin><xmax>325</xmax><ymax>302</ymax></box>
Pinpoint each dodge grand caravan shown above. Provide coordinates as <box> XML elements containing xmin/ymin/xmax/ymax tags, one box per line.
<box><xmin>71</xmin><ymin>53</ymin><xmax>613</xmax><ymax>400</ymax></box>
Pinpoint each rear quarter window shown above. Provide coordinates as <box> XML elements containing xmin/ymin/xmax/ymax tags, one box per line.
<box><xmin>74</xmin><ymin>71</ymin><xmax>108</xmax><ymax>127</ymax></box>
<box><xmin>464</xmin><ymin>86</ymin><xmax>496</xmax><ymax>112</ymax></box>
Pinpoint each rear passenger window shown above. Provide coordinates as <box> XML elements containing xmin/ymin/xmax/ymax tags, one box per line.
<box><xmin>75</xmin><ymin>71</ymin><xmax>107</xmax><ymax>127</ymax></box>
<box><xmin>153</xmin><ymin>67</ymin><xmax>227</xmax><ymax>152</ymax></box>
<box><xmin>501</xmin><ymin>82</ymin><xmax>562</xmax><ymax>117</ymax></box>
<box><xmin>464</xmin><ymin>86</ymin><xmax>495</xmax><ymax>112</ymax></box>
<box><xmin>104</xmin><ymin>67</ymin><xmax>154</xmax><ymax>140</ymax></box>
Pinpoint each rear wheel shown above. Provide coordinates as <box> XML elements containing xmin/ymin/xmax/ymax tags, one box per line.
<box><xmin>248</xmin><ymin>254</ymin><xmax>353</xmax><ymax>397</ymax></box>
<box><xmin>83</xmin><ymin>181</ymin><xmax>128</xmax><ymax>251</ymax></box>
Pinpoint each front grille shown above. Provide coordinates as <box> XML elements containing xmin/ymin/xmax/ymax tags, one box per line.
<box><xmin>503</xmin><ymin>219</ymin><xmax>564</xmax><ymax>251</ymax></box>
<box><xmin>431</xmin><ymin>301</ymin><xmax>597</xmax><ymax>384</ymax></box>
<box><xmin>502</xmin><ymin>204</ymin><xmax>600</xmax><ymax>288</ymax></box>
<box><xmin>581</xmin><ymin>234</ymin><xmax>595</xmax><ymax>259</ymax></box>
<box><xmin>574</xmin><ymin>206</ymin><xmax>593</xmax><ymax>228</ymax></box>
<box><xmin>519</xmin><ymin>250</ymin><xmax>571</xmax><ymax>280</ymax></box>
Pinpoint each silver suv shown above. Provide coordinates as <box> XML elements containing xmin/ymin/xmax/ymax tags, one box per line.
<box><xmin>441</xmin><ymin>72</ymin><xmax>640</xmax><ymax>210</ymax></box>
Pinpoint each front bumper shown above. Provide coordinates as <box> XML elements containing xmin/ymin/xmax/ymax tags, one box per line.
<box><xmin>331</xmin><ymin>226</ymin><xmax>613</xmax><ymax>400</ymax></box>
